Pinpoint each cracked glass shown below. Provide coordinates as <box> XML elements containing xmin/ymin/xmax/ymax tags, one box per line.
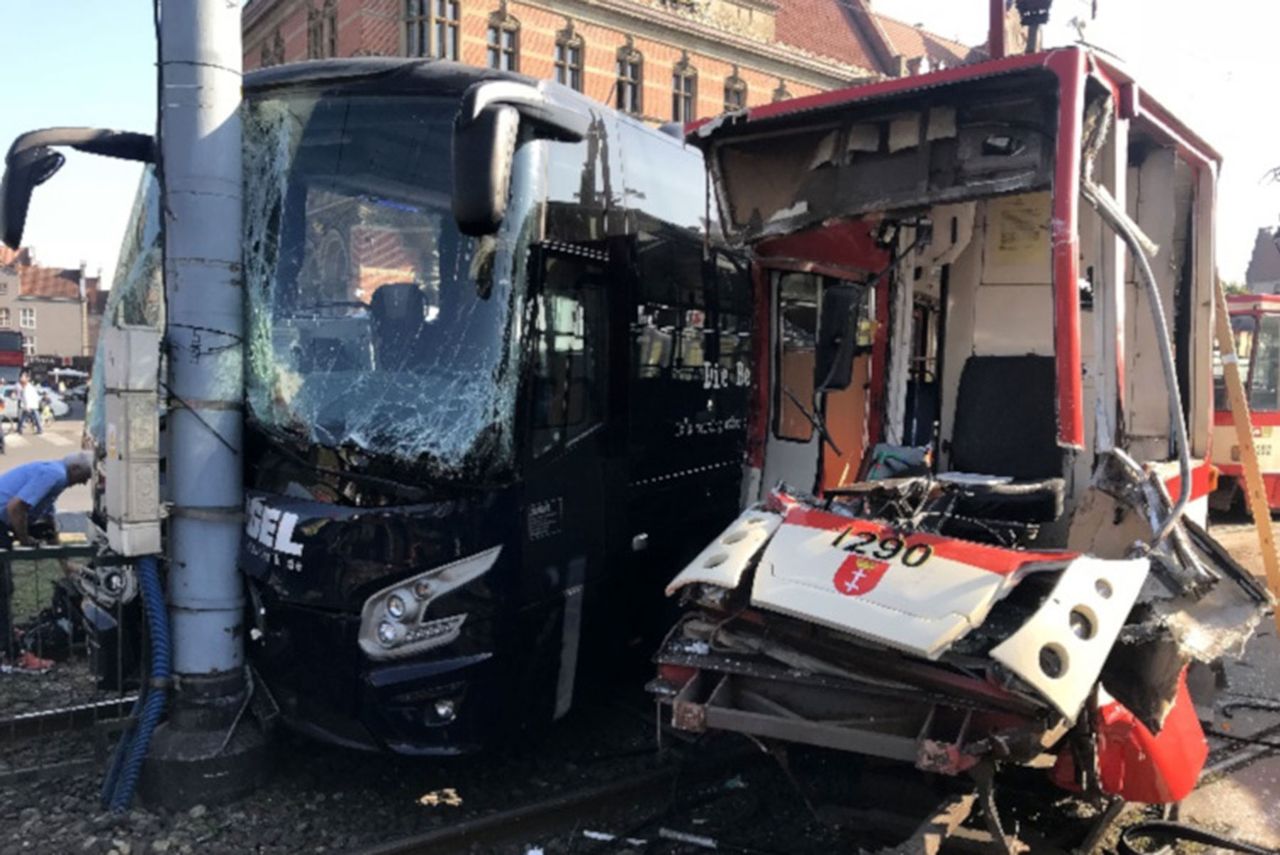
<box><xmin>243</xmin><ymin>91</ymin><xmax>538</xmax><ymax>481</ymax></box>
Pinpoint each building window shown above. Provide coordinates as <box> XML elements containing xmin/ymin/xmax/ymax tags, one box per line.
<box><xmin>554</xmin><ymin>22</ymin><xmax>584</xmax><ymax>92</ymax></box>
<box><xmin>486</xmin><ymin>5</ymin><xmax>519</xmax><ymax>72</ymax></box>
<box><xmin>772</xmin><ymin>78</ymin><xmax>792</xmax><ymax>103</ymax></box>
<box><xmin>307</xmin><ymin>6</ymin><xmax>324</xmax><ymax>59</ymax></box>
<box><xmin>405</xmin><ymin>0</ymin><xmax>459</xmax><ymax>60</ymax></box>
<box><xmin>324</xmin><ymin>0</ymin><xmax>337</xmax><ymax>58</ymax></box>
<box><xmin>616</xmin><ymin>39</ymin><xmax>643</xmax><ymax>116</ymax></box>
<box><xmin>19</xmin><ymin>308</ymin><xmax>35</xmax><ymax>329</ymax></box>
<box><xmin>671</xmin><ymin>52</ymin><xmax>697</xmax><ymax>123</ymax></box>
<box><xmin>260</xmin><ymin>29</ymin><xmax>285</xmax><ymax>67</ymax></box>
<box><xmin>0</xmin><ymin>309</ymin><xmax>9</xmax><ymax>327</ymax></box>
<box><xmin>724</xmin><ymin>66</ymin><xmax>747</xmax><ymax>111</ymax></box>
<box><xmin>22</xmin><ymin>337</ymin><xmax>34</xmax><ymax>358</ymax></box>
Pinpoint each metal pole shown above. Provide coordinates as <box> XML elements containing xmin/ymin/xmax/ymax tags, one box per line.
<box><xmin>140</xmin><ymin>0</ymin><xmax>265</xmax><ymax>808</ymax></box>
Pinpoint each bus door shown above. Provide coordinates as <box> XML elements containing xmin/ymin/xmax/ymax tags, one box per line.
<box><xmin>521</xmin><ymin>241</ymin><xmax>610</xmax><ymax>721</ymax></box>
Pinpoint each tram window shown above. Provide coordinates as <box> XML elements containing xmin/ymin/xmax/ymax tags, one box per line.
<box><xmin>775</xmin><ymin>273</ymin><xmax>819</xmax><ymax>442</ymax></box>
<box><xmin>1249</xmin><ymin>314</ymin><xmax>1280</xmax><ymax>413</ymax></box>
<box><xmin>532</xmin><ymin>251</ymin><xmax>605</xmax><ymax>457</ymax></box>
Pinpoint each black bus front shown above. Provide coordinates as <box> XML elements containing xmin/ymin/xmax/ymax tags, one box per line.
<box><xmin>238</xmin><ymin>61</ymin><xmax>693</xmax><ymax>754</ymax></box>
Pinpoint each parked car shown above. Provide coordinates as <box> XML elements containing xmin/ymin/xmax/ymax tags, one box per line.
<box><xmin>0</xmin><ymin>384</ymin><xmax>71</xmax><ymax>422</ymax></box>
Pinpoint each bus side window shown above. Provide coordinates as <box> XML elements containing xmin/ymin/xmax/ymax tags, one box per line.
<box><xmin>531</xmin><ymin>250</ymin><xmax>606</xmax><ymax>458</ymax></box>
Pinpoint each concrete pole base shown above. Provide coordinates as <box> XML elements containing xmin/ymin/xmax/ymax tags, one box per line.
<box><xmin>139</xmin><ymin>717</ymin><xmax>269</xmax><ymax>811</ymax></box>
<box><xmin>139</xmin><ymin>675</ymin><xmax>270</xmax><ymax>810</ymax></box>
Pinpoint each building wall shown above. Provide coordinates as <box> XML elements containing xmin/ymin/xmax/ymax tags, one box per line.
<box><xmin>13</xmin><ymin>299</ymin><xmax>86</xmax><ymax>359</ymax></box>
<box><xmin>244</xmin><ymin>0</ymin><xmax>849</xmax><ymax>123</ymax></box>
<box><xmin>0</xmin><ymin>269</ymin><xmax>19</xmax><ymax>338</ymax></box>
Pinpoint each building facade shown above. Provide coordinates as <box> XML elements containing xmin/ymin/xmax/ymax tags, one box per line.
<box><xmin>1246</xmin><ymin>227</ymin><xmax>1280</xmax><ymax>295</ymax></box>
<box><xmin>0</xmin><ymin>246</ymin><xmax>102</xmax><ymax>361</ymax></box>
<box><xmin>242</xmin><ymin>0</ymin><xmax>976</xmax><ymax>124</ymax></box>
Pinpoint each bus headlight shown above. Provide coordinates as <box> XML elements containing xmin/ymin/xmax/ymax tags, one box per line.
<box><xmin>377</xmin><ymin>620</ymin><xmax>402</xmax><ymax>647</ymax></box>
<box><xmin>358</xmin><ymin>545</ymin><xmax>502</xmax><ymax>660</ymax></box>
<box><xmin>386</xmin><ymin>592</ymin><xmax>411</xmax><ymax>621</ymax></box>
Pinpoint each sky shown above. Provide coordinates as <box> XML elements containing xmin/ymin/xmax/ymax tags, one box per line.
<box><xmin>1</xmin><ymin>1</ymin><xmax>1277</xmax><ymax>283</ymax></box>
<box><xmin>0</xmin><ymin>3</ymin><xmax>156</xmax><ymax>286</ymax></box>
<box><xmin>875</xmin><ymin>0</ymin><xmax>1280</xmax><ymax>283</ymax></box>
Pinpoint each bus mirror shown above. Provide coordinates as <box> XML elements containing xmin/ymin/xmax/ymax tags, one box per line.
<box><xmin>453</xmin><ymin>104</ymin><xmax>521</xmax><ymax>237</ymax></box>
<box><xmin>815</xmin><ymin>284</ymin><xmax>864</xmax><ymax>392</ymax></box>
<box><xmin>1</xmin><ymin>146</ymin><xmax>64</xmax><ymax>249</ymax></box>
<box><xmin>2</xmin><ymin>127</ymin><xmax>155</xmax><ymax>249</ymax></box>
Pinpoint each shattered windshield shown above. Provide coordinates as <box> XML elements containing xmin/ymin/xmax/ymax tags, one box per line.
<box><xmin>243</xmin><ymin>91</ymin><xmax>538</xmax><ymax>481</ymax></box>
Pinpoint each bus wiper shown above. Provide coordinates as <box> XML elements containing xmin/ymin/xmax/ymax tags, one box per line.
<box><xmin>782</xmin><ymin>388</ymin><xmax>841</xmax><ymax>456</ymax></box>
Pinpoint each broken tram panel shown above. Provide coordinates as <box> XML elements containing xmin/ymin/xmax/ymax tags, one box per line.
<box><xmin>652</xmin><ymin>47</ymin><xmax>1271</xmax><ymax>809</ymax></box>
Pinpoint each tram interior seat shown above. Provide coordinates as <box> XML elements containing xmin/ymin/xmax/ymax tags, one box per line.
<box><xmin>944</xmin><ymin>354</ymin><xmax>1064</xmax><ymax>523</ymax></box>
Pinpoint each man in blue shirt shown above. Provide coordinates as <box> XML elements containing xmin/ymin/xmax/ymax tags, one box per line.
<box><xmin>1</xmin><ymin>453</ymin><xmax>91</xmax><ymax>672</ymax></box>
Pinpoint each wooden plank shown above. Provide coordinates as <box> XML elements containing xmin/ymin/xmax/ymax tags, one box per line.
<box><xmin>1213</xmin><ymin>280</ymin><xmax>1280</xmax><ymax>634</ymax></box>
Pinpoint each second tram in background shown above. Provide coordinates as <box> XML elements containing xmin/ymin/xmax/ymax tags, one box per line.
<box><xmin>1212</xmin><ymin>293</ymin><xmax>1280</xmax><ymax>512</ymax></box>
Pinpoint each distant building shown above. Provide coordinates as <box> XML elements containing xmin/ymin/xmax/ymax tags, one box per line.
<box><xmin>242</xmin><ymin>0</ymin><xmax>978</xmax><ymax>123</ymax></box>
<box><xmin>0</xmin><ymin>245</ymin><xmax>103</xmax><ymax>362</ymax></box>
<box><xmin>1246</xmin><ymin>227</ymin><xmax>1280</xmax><ymax>295</ymax></box>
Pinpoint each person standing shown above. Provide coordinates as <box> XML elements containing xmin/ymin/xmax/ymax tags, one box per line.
<box><xmin>0</xmin><ymin>453</ymin><xmax>92</xmax><ymax>672</ymax></box>
<box><xmin>16</xmin><ymin>372</ymin><xmax>43</xmax><ymax>436</ymax></box>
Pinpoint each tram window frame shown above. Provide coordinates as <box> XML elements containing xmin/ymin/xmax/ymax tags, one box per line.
<box><xmin>774</xmin><ymin>273</ymin><xmax>820</xmax><ymax>443</ymax></box>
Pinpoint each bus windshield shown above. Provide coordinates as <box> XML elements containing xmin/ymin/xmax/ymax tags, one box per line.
<box><xmin>243</xmin><ymin>90</ymin><xmax>539</xmax><ymax>481</ymax></box>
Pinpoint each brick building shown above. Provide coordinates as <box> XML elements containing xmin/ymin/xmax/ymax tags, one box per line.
<box><xmin>0</xmin><ymin>245</ymin><xmax>103</xmax><ymax>361</ymax></box>
<box><xmin>242</xmin><ymin>0</ymin><xmax>977</xmax><ymax>124</ymax></box>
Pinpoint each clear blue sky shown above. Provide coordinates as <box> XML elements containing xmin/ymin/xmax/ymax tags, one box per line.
<box><xmin>0</xmin><ymin>2</ymin><xmax>156</xmax><ymax>284</ymax></box>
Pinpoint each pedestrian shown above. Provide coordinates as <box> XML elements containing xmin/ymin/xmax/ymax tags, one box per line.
<box><xmin>0</xmin><ymin>453</ymin><xmax>92</xmax><ymax>673</ymax></box>
<box><xmin>16</xmin><ymin>372</ymin><xmax>43</xmax><ymax>436</ymax></box>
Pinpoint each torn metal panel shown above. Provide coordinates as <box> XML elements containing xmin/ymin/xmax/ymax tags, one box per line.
<box><xmin>704</xmin><ymin>72</ymin><xmax>1059</xmax><ymax>244</ymax></box>
<box><xmin>989</xmin><ymin>555</ymin><xmax>1148</xmax><ymax>723</ymax></box>
<box><xmin>665</xmin><ymin>508</ymin><xmax>782</xmax><ymax>597</ymax></box>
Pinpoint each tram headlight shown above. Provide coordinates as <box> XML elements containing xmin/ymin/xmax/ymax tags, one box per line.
<box><xmin>358</xmin><ymin>545</ymin><xmax>502</xmax><ymax>660</ymax></box>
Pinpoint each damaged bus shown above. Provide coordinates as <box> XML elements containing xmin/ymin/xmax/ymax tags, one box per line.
<box><xmin>238</xmin><ymin>61</ymin><xmax>751</xmax><ymax>754</ymax></box>
<box><xmin>649</xmin><ymin>46</ymin><xmax>1272</xmax><ymax>825</ymax></box>
<box><xmin>3</xmin><ymin>60</ymin><xmax>753</xmax><ymax>755</ymax></box>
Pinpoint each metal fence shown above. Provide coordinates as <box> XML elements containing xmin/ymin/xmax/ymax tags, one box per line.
<box><xmin>0</xmin><ymin>532</ymin><xmax>141</xmax><ymax>787</ymax></box>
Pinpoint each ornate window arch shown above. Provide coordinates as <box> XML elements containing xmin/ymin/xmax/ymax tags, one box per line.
<box><xmin>723</xmin><ymin>65</ymin><xmax>747</xmax><ymax>111</ymax></box>
<box><xmin>404</xmin><ymin>0</ymin><xmax>460</xmax><ymax>60</ymax></box>
<box><xmin>671</xmin><ymin>51</ymin><xmax>697</xmax><ymax>123</ymax></box>
<box><xmin>486</xmin><ymin>2</ymin><xmax>520</xmax><ymax>72</ymax></box>
<box><xmin>260</xmin><ymin>28</ymin><xmax>286</xmax><ymax>67</ymax></box>
<box><xmin>554</xmin><ymin>20</ymin><xmax>585</xmax><ymax>92</ymax></box>
<box><xmin>616</xmin><ymin>37</ymin><xmax>644</xmax><ymax>117</ymax></box>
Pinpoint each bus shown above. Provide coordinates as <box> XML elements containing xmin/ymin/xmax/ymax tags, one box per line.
<box><xmin>1211</xmin><ymin>293</ymin><xmax>1280</xmax><ymax>511</ymax></box>
<box><xmin>27</xmin><ymin>59</ymin><xmax>753</xmax><ymax>755</ymax></box>
<box><xmin>0</xmin><ymin>330</ymin><xmax>24</xmax><ymax>383</ymax></box>
<box><xmin>650</xmin><ymin>44</ymin><xmax>1269</xmax><ymax>817</ymax></box>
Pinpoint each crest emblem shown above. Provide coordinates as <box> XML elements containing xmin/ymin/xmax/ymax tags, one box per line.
<box><xmin>833</xmin><ymin>554</ymin><xmax>890</xmax><ymax>597</ymax></box>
